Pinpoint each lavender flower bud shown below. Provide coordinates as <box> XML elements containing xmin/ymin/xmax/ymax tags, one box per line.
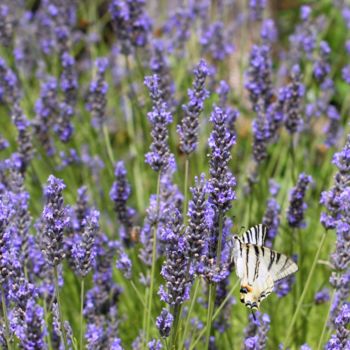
<box><xmin>200</xmin><ymin>22</ymin><xmax>234</xmax><ymax>61</ymax></box>
<box><xmin>34</xmin><ymin>76</ymin><xmax>59</xmax><ymax>156</ymax></box>
<box><xmin>325</xmin><ymin>106</ymin><xmax>342</xmax><ymax>148</ymax></box>
<box><xmin>72</xmin><ymin>210</ymin><xmax>99</xmax><ymax>277</ymax></box>
<box><xmin>252</xmin><ymin>102</ymin><xmax>270</xmax><ymax>164</ymax></box>
<box><xmin>186</xmin><ymin>174</ymin><xmax>208</xmax><ymax>262</ymax></box>
<box><xmin>283</xmin><ymin>65</ymin><xmax>305</xmax><ymax>134</ymax></box>
<box><xmin>325</xmin><ymin>304</ymin><xmax>350</xmax><ymax>350</ymax></box>
<box><xmin>0</xmin><ymin>5</ymin><xmax>13</xmax><ymax>47</ymax></box>
<box><xmin>287</xmin><ymin>173</ymin><xmax>312</xmax><ymax>228</ymax></box>
<box><xmin>109</xmin><ymin>0</ymin><xmax>152</xmax><ymax>55</ymax></box>
<box><xmin>150</xmin><ymin>40</ymin><xmax>175</xmax><ymax>108</ymax></box>
<box><xmin>261</xmin><ymin>19</ymin><xmax>277</xmax><ymax>43</ymax></box>
<box><xmin>314</xmin><ymin>288</ymin><xmax>330</xmax><ymax>305</ymax></box>
<box><xmin>40</xmin><ymin>175</ymin><xmax>69</xmax><ymax>266</ymax></box>
<box><xmin>148</xmin><ymin>339</ymin><xmax>162</xmax><ymax>350</ymax></box>
<box><xmin>18</xmin><ymin>298</ymin><xmax>46</xmax><ymax>350</ymax></box>
<box><xmin>158</xmin><ymin>210</ymin><xmax>191</xmax><ymax>306</ymax></box>
<box><xmin>207</xmin><ymin>106</ymin><xmax>236</xmax><ymax>213</ymax></box>
<box><xmin>110</xmin><ymin>161</ymin><xmax>135</xmax><ymax>245</ymax></box>
<box><xmin>262</xmin><ymin>180</ymin><xmax>281</xmax><ymax>247</ymax></box>
<box><xmin>144</xmin><ymin>75</ymin><xmax>173</xmax><ymax>172</ymax></box>
<box><xmin>249</xmin><ymin>0</ymin><xmax>266</xmax><ymax>21</ymax></box>
<box><xmin>178</xmin><ymin>59</ymin><xmax>209</xmax><ymax>155</ymax></box>
<box><xmin>12</xmin><ymin>103</ymin><xmax>33</xmax><ymax>174</ymax></box>
<box><xmin>87</xmin><ymin>57</ymin><xmax>109</xmax><ymax>128</ymax></box>
<box><xmin>156</xmin><ymin>308</ymin><xmax>173</xmax><ymax>338</ymax></box>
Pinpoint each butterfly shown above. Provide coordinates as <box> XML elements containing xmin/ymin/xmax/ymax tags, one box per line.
<box><xmin>230</xmin><ymin>224</ymin><xmax>298</xmax><ymax>310</ymax></box>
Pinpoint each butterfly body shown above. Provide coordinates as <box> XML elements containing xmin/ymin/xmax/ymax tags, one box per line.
<box><xmin>231</xmin><ymin>224</ymin><xmax>298</xmax><ymax>310</ymax></box>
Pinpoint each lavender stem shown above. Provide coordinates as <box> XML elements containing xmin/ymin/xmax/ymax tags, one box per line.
<box><xmin>145</xmin><ymin>171</ymin><xmax>161</xmax><ymax>346</ymax></box>
<box><xmin>283</xmin><ymin>230</ymin><xmax>327</xmax><ymax>349</ymax></box>
<box><xmin>54</xmin><ymin>266</ymin><xmax>68</xmax><ymax>350</ymax></box>
<box><xmin>1</xmin><ymin>286</ymin><xmax>12</xmax><ymax>350</ymax></box>
<box><xmin>79</xmin><ymin>278</ymin><xmax>85</xmax><ymax>350</ymax></box>
<box><xmin>183</xmin><ymin>157</ymin><xmax>189</xmax><ymax>225</ymax></box>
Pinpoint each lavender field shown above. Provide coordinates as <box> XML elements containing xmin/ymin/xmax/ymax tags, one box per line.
<box><xmin>0</xmin><ymin>0</ymin><xmax>349</xmax><ymax>349</ymax></box>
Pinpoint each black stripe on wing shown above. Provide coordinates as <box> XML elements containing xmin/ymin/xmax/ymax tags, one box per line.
<box><xmin>241</xmin><ymin>224</ymin><xmax>267</xmax><ymax>246</ymax></box>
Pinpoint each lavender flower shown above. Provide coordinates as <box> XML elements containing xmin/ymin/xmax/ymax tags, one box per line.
<box><xmin>244</xmin><ymin>312</ymin><xmax>270</xmax><ymax>350</ymax></box>
<box><xmin>144</xmin><ymin>75</ymin><xmax>173</xmax><ymax>172</ymax></box>
<box><xmin>18</xmin><ymin>298</ymin><xmax>46</xmax><ymax>350</ymax></box>
<box><xmin>283</xmin><ymin>65</ymin><xmax>305</xmax><ymax>134</ymax></box>
<box><xmin>148</xmin><ymin>339</ymin><xmax>162</xmax><ymax>350</ymax></box>
<box><xmin>0</xmin><ymin>57</ymin><xmax>18</xmax><ymax>103</ymax></box>
<box><xmin>325</xmin><ymin>303</ymin><xmax>350</xmax><ymax>350</ymax></box>
<box><xmin>150</xmin><ymin>40</ymin><xmax>175</xmax><ymax>108</ymax></box>
<box><xmin>261</xmin><ymin>19</ymin><xmax>277</xmax><ymax>43</ymax></box>
<box><xmin>158</xmin><ymin>210</ymin><xmax>191</xmax><ymax>306</ymax></box>
<box><xmin>0</xmin><ymin>5</ymin><xmax>13</xmax><ymax>47</ymax></box>
<box><xmin>314</xmin><ymin>288</ymin><xmax>330</xmax><ymax>305</ymax></box>
<box><xmin>287</xmin><ymin>173</ymin><xmax>312</xmax><ymax>228</ymax></box>
<box><xmin>186</xmin><ymin>174</ymin><xmax>208</xmax><ymax>262</ymax></box>
<box><xmin>262</xmin><ymin>180</ymin><xmax>281</xmax><ymax>247</ymax></box>
<box><xmin>12</xmin><ymin>103</ymin><xmax>33</xmax><ymax>174</ymax></box>
<box><xmin>156</xmin><ymin>308</ymin><xmax>173</xmax><ymax>338</ymax></box>
<box><xmin>252</xmin><ymin>102</ymin><xmax>270</xmax><ymax>164</ymax></box>
<box><xmin>313</xmin><ymin>41</ymin><xmax>331</xmax><ymax>83</ymax></box>
<box><xmin>39</xmin><ymin>175</ymin><xmax>69</xmax><ymax>266</ymax></box>
<box><xmin>34</xmin><ymin>76</ymin><xmax>58</xmax><ymax>156</ymax></box>
<box><xmin>110</xmin><ymin>161</ymin><xmax>135</xmax><ymax>245</ymax></box>
<box><xmin>200</xmin><ymin>22</ymin><xmax>233</xmax><ymax>61</ymax></box>
<box><xmin>72</xmin><ymin>210</ymin><xmax>99</xmax><ymax>277</ymax></box>
<box><xmin>245</xmin><ymin>44</ymin><xmax>273</xmax><ymax>112</ymax></box>
<box><xmin>325</xmin><ymin>106</ymin><xmax>342</xmax><ymax>148</ymax></box>
<box><xmin>216</xmin><ymin>80</ymin><xmax>239</xmax><ymax>135</ymax></box>
<box><xmin>109</xmin><ymin>0</ymin><xmax>152</xmax><ymax>55</ymax></box>
<box><xmin>87</xmin><ymin>57</ymin><xmax>109</xmax><ymax>128</ymax></box>
<box><xmin>249</xmin><ymin>0</ymin><xmax>266</xmax><ymax>21</ymax></box>
<box><xmin>178</xmin><ymin>59</ymin><xmax>209</xmax><ymax>155</ymax></box>
<box><xmin>207</xmin><ymin>106</ymin><xmax>236</xmax><ymax>213</ymax></box>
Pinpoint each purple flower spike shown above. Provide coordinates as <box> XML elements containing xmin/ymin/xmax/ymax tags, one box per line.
<box><xmin>178</xmin><ymin>59</ymin><xmax>209</xmax><ymax>155</ymax></box>
<box><xmin>18</xmin><ymin>298</ymin><xmax>46</xmax><ymax>350</ymax></box>
<box><xmin>287</xmin><ymin>173</ymin><xmax>312</xmax><ymax>228</ymax></box>
<box><xmin>314</xmin><ymin>288</ymin><xmax>330</xmax><ymax>305</ymax></box>
<box><xmin>159</xmin><ymin>210</ymin><xmax>191</xmax><ymax>306</ymax></box>
<box><xmin>245</xmin><ymin>44</ymin><xmax>273</xmax><ymax>112</ymax></box>
<box><xmin>186</xmin><ymin>174</ymin><xmax>209</xmax><ymax>262</ymax></box>
<box><xmin>252</xmin><ymin>102</ymin><xmax>270</xmax><ymax>164</ymax></box>
<box><xmin>110</xmin><ymin>161</ymin><xmax>135</xmax><ymax>245</ymax></box>
<box><xmin>208</xmin><ymin>106</ymin><xmax>236</xmax><ymax>213</ymax></box>
<box><xmin>283</xmin><ymin>65</ymin><xmax>305</xmax><ymax>134</ymax></box>
<box><xmin>144</xmin><ymin>74</ymin><xmax>173</xmax><ymax>172</ymax></box>
<box><xmin>72</xmin><ymin>210</ymin><xmax>99</xmax><ymax>277</ymax></box>
<box><xmin>40</xmin><ymin>175</ymin><xmax>69</xmax><ymax>266</ymax></box>
<box><xmin>87</xmin><ymin>57</ymin><xmax>109</xmax><ymax>128</ymax></box>
<box><xmin>156</xmin><ymin>308</ymin><xmax>174</xmax><ymax>338</ymax></box>
<box><xmin>262</xmin><ymin>180</ymin><xmax>281</xmax><ymax>247</ymax></box>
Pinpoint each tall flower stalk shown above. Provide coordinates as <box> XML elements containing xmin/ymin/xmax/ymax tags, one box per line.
<box><xmin>144</xmin><ymin>74</ymin><xmax>173</xmax><ymax>346</ymax></box>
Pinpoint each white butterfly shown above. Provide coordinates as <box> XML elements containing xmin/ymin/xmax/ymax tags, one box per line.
<box><xmin>230</xmin><ymin>224</ymin><xmax>298</xmax><ymax>310</ymax></box>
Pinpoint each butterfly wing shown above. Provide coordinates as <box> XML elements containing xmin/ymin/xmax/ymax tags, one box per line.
<box><xmin>232</xmin><ymin>237</ymin><xmax>297</xmax><ymax>309</ymax></box>
<box><xmin>241</xmin><ymin>224</ymin><xmax>267</xmax><ymax>246</ymax></box>
<box><xmin>260</xmin><ymin>246</ymin><xmax>298</xmax><ymax>283</ymax></box>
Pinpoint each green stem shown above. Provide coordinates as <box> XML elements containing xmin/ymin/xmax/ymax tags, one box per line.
<box><xmin>283</xmin><ymin>230</ymin><xmax>327</xmax><ymax>349</ymax></box>
<box><xmin>183</xmin><ymin>157</ymin><xmax>190</xmax><ymax>225</ymax></box>
<box><xmin>190</xmin><ymin>280</ymin><xmax>240</xmax><ymax>350</ymax></box>
<box><xmin>102</xmin><ymin>124</ymin><xmax>115</xmax><ymax>165</ymax></box>
<box><xmin>1</xmin><ymin>286</ymin><xmax>12</xmax><ymax>350</ymax></box>
<box><xmin>181</xmin><ymin>278</ymin><xmax>200</xmax><ymax>346</ymax></box>
<box><xmin>289</xmin><ymin>136</ymin><xmax>297</xmax><ymax>184</ymax></box>
<box><xmin>80</xmin><ymin>278</ymin><xmax>85</xmax><ymax>350</ymax></box>
<box><xmin>316</xmin><ymin>289</ymin><xmax>336</xmax><ymax>350</ymax></box>
<box><xmin>145</xmin><ymin>172</ymin><xmax>161</xmax><ymax>346</ymax></box>
<box><xmin>170</xmin><ymin>304</ymin><xmax>181</xmax><ymax>349</ymax></box>
<box><xmin>205</xmin><ymin>211</ymin><xmax>224</xmax><ymax>349</ymax></box>
<box><xmin>54</xmin><ymin>266</ymin><xmax>68</xmax><ymax>350</ymax></box>
<box><xmin>43</xmin><ymin>297</ymin><xmax>53</xmax><ymax>350</ymax></box>
<box><xmin>204</xmin><ymin>283</ymin><xmax>216</xmax><ymax>349</ymax></box>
